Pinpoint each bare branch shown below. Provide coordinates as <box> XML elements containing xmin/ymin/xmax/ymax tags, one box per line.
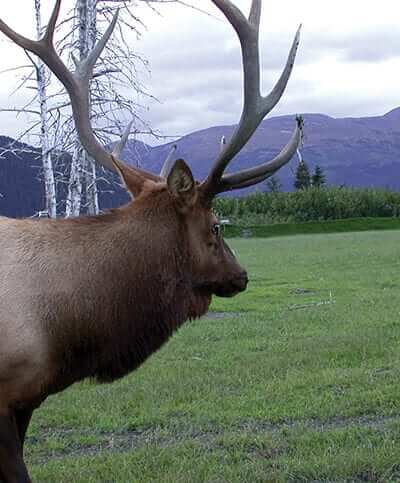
<box><xmin>0</xmin><ymin>1</ymin><xmax>161</xmax><ymax>182</ymax></box>
<box><xmin>0</xmin><ymin>108</ymin><xmax>41</xmax><ymax>116</ymax></box>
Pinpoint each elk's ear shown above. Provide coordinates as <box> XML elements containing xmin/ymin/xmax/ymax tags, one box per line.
<box><xmin>167</xmin><ymin>159</ymin><xmax>197</xmax><ymax>209</ymax></box>
<box><xmin>111</xmin><ymin>156</ymin><xmax>145</xmax><ymax>198</ymax></box>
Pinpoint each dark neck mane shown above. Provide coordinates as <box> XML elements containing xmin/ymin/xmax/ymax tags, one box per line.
<box><xmin>46</xmin><ymin>192</ymin><xmax>212</xmax><ymax>393</ymax></box>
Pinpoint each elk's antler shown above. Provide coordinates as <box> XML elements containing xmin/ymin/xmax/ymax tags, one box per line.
<box><xmin>112</xmin><ymin>120</ymin><xmax>134</xmax><ymax>159</ymax></box>
<box><xmin>200</xmin><ymin>0</ymin><xmax>302</xmax><ymax>197</ymax></box>
<box><xmin>0</xmin><ymin>0</ymin><xmax>302</xmax><ymax>199</ymax></box>
<box><xmin>159</xmin><ymin>144</ymin><xmax>177</xmax><ymax>178</ymax></box>
<box><xmin>0</xmin><ymin>0</ymin><xmax>161</xmax><ymax>183</ymax></box>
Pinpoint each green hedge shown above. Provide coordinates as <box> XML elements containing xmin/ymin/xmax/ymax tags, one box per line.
<box><xmin>222</xmin><ymin>217</ymin><xmax>400</xmax><ymax>238</ymax></box>
<box><xmin>214</xmin><ymin>187</ymin><xmax>400</xmax><ymax>224</ymax></box>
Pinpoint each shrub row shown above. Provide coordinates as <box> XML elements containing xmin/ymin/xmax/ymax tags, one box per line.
<box><xmin>213</xmin><ymin>187</ymin><xmax>400</xmax><ymax>224</ymax></box>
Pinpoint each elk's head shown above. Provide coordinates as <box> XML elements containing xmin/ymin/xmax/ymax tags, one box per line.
<box><xmin>112</xmin><ymin>154</ymin><xmax>248</xmax><ymax>298</ymax></box>
<box><xmin>0</xmin><ymin>0</ymin><xmax>302</xmax><ymax>300</ymax></box>
<box><xmin>164</xmin><ymin>159</ymin><xmax>249</xmax><ymax>298</ymax></box>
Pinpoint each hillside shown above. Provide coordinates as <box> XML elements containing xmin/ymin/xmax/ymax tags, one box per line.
<box><xmin>1</xmin><ymin>108</ymin><xmax>399</xmax><ymax>216</ymax></box>
<box><xmin>133</xmin><ymin>107</ymin><xmax>400</xmax><ymax>192</ymax></box>
<box><xmin>0</xmin><ymin>136</ymin><xmax>129</xmax><ymax>217</ymax></box>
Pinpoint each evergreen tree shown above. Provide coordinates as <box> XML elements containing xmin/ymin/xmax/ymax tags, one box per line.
<box><xmin>294</xmin><ymin>160</ymin><xmax>311</xmax><ymax>190</ymax></box>
<box><xmin>265</xmin><ymin>176</ymin><xmax>282</xmax><ymax>193</ymax></box>
<box><xmin>311</xmin><ymin>165</ymin><xmax>326</xmax><ymax>188</ymax></box>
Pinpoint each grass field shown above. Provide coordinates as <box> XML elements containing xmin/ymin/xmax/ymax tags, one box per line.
<box><xmin>27</xmin><ymin>230</ymin><xmax>400</xmax><ymax>482</ymax></box>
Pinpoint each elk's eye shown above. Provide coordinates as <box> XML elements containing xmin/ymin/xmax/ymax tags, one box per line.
<box><xmin>211</xmin><ymin>223</ymin><xmax>221</xmax><ymax>237</ymax></box>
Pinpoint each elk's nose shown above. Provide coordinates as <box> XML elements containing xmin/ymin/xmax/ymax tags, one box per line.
<box><xmin>232</xmin><ymin>271</ymin><xmax>248</xmax><ymax>292</ymax></box>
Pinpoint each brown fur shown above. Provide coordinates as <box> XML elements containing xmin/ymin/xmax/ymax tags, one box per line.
<box><xmin>0</xmin><ymin>162</ymin><xmax>247</xmax><ymax>480</ymax></box>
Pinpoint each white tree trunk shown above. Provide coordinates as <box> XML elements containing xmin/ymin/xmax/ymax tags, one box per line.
<box><xmin>66</xmin><ymin>0</ymin><xmax>99</xmax><ymax>217</ymax></box>
<box><xmin>85</xmin><ymin>155</ymin><xmax>99</xmax><ymax>215</ymax></box>
<box><xmin>35</xmin><ymin>0</ymin><xmax>57</xmax><ymax>218</ymax></box>
<box><xmin>84</xmin><ymin>0</ymin><xmax>99</xmax><ymax>215</ymax></box>
<box><xmin>65</xmin><ymin>142</ymin><xmax>83</xmax><ymax>217</ymax></box>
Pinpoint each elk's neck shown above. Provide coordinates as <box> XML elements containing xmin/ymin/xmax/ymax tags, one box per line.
<box><xmin>42</xmin><ymin>200</ymin><xmax>211</xmax><ymax>391</ymax></box>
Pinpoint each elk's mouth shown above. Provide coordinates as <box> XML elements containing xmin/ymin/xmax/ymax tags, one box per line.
<box><xmin>199</xmin><ymin>274</ymin><xmax>249</xmax><ymax>298</ymax></box>
<box><xmin>214</xmin><ymin>282</ymin><xmax>247</xmax><ymax>298</ymax></box>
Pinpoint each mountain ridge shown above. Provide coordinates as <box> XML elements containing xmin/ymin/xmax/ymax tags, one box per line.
<box><xmin>1</xmin><ymin>108</ymin><xmax>399</xmax><ymax>217</ymax></box>
<box><xmin>118</xmin><ymin>107</ymin><xmax>400</xmax><ymax>192</ymax></box>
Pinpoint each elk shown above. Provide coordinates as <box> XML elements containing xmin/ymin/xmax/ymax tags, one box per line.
<box><xmin>0</xmin><ymin>1</ymin><xmax>301</xmax><ymax>481</ymax></box>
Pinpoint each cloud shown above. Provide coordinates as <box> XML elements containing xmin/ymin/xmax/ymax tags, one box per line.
<box><xmin>0</xmin><ymin>0</ymin><xmax>399</xmax><ymax>146</ymax></box>
<box><xmin>135</xmin><ymin>0</ymin><xmax>400</xmax><ymax>144</ymax></box>
<box><xmin>341</xmin><ymin>31</ymin><xmax>400</xmax><ymax>63</ymax></box>
<box><xmin>300</xmin><ymin>28</ymin><xmax>400</xmax><ymax>64</ymax></box>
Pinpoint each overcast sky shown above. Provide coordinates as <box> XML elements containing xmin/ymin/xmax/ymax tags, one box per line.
<box><xmin>0</xmin><ymin>0</ymin><xmax>399</xmax><ymax>146</ymax></box>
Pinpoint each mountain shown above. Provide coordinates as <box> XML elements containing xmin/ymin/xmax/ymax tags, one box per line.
<box><xmin>1</xmin><ymin>108</ymin><xmax>400</xmax><ymax>217</ymax></box>
<box><xmin>123</xmin><ymin>108</ymin><xmax>400</xmax><ymax>192</ymax></box>
<box><xmin>0</xmin><ymin>136</ymin><xmax>47</xmax><ymax>218</ymax></box>
<box><xmin>0</xmin><ymin>136</ymin><xmax>130</xmax><ymax>218</ymax></box>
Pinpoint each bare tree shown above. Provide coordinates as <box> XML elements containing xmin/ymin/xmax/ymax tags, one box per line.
<box><xmin>0</xmin><ymin>1</ymin><xmax>58</xmax><ymax>217</ymax></box>
<box><xmin>34</xmin><ymin>0</ymin><xmax>58</xmax><ymax>217</ymax></box>
<box><xmin>65</xmin><ymin>0</ymin><xmax>99</xmax><ymax>217</ymax></box>
<box><xmin>61</xmin><ymin>0</ymin><xmax>187</xmax><ymax>216</ymax></box>
<box><xmin>1</xmin><ymin>0</ymin><xmax>190</xmax><ymax>218</ymax></box>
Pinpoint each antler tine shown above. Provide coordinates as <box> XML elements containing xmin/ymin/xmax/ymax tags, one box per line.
<box><xmin>159</xmin><ymin>144</ymin><xmax>177</xmax><ymax>178</ymax></box>
<box><xmin>43</xmin><ymin>0</ymin><xmax>62</xmax><ymax>44</ymax></box>
<box><xmin>248</xmin><ymin>0</ymin><xmax>261</xmax><ymax>28</ymax></box>
<box><xmin>201</xmin><ymin>0</ymin><xmax>301</xmax><ymax>197</ymax></box>
<box><xmin>216</xmin><ymin>116</ymin><xmax>303</xmax><ymax>192</ymax></box>
<box><xmin>0</xmin><ymin>7</ymin><xmax>51</xmax><ymax>54</ymax></box>
<box><xmin>261</xmin><ymin>25</ymin><xmax>301</xmax><ymax>119</ymax></box>
<box><xmin>0</xmin><ymin>2</ymin><xmax>161</xmax><ymax>182</ymax></box>
<box><xmin>112</xmin><ymin>120</ymin><xmax>133</xmax><ymax>158</ymax></box>
<box><xmin>78</xmin><ymin>11</ymin><xmax>119</xmax><ymax>83</ymax></box>
<box><xmin>0</xmin><ymin>1</ymin><xmax>75</xmax><ymax>90</ymax></box>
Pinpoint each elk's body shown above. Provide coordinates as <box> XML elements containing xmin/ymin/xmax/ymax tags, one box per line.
<box><xmin>0</xmin><ymin>187</ymin><xmax>214</xmax><ymax>408</ymax></box>
<box><xmin>0</xmin><ymin>0</ymin><xmax>302</xmax><ymax>481</ymax></box>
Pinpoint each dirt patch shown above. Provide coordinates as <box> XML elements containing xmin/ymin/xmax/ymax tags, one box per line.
<box><xmin>202</xmin><ymin>311</ymin><xmax>241</xmax><ymax>320</ymax></box>
<box><xmin>27</xmin><ymin>414</ymin><xmax>400</xmax><ymax>463</ymax></box>
<box><xmin>290</xmin><ymin>287</ymin><xmax>317</xmax><ymax>295</ymax></box>
<box><xmin>237</xmin><ymin>414</ymin><xmax>400</xmax><ymax>433</ymax></box>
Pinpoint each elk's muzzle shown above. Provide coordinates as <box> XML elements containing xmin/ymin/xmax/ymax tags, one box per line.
<box><xmin>215</xmin><ymin>270</ymin><xmax>248</xmax><ymax>298</ymax></box>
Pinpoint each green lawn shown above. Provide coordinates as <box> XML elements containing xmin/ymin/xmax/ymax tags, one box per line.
<box><xmin>27</xmin><ymin>230</ymin><xmax>400</xmax><ymax>482</ymax></box>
